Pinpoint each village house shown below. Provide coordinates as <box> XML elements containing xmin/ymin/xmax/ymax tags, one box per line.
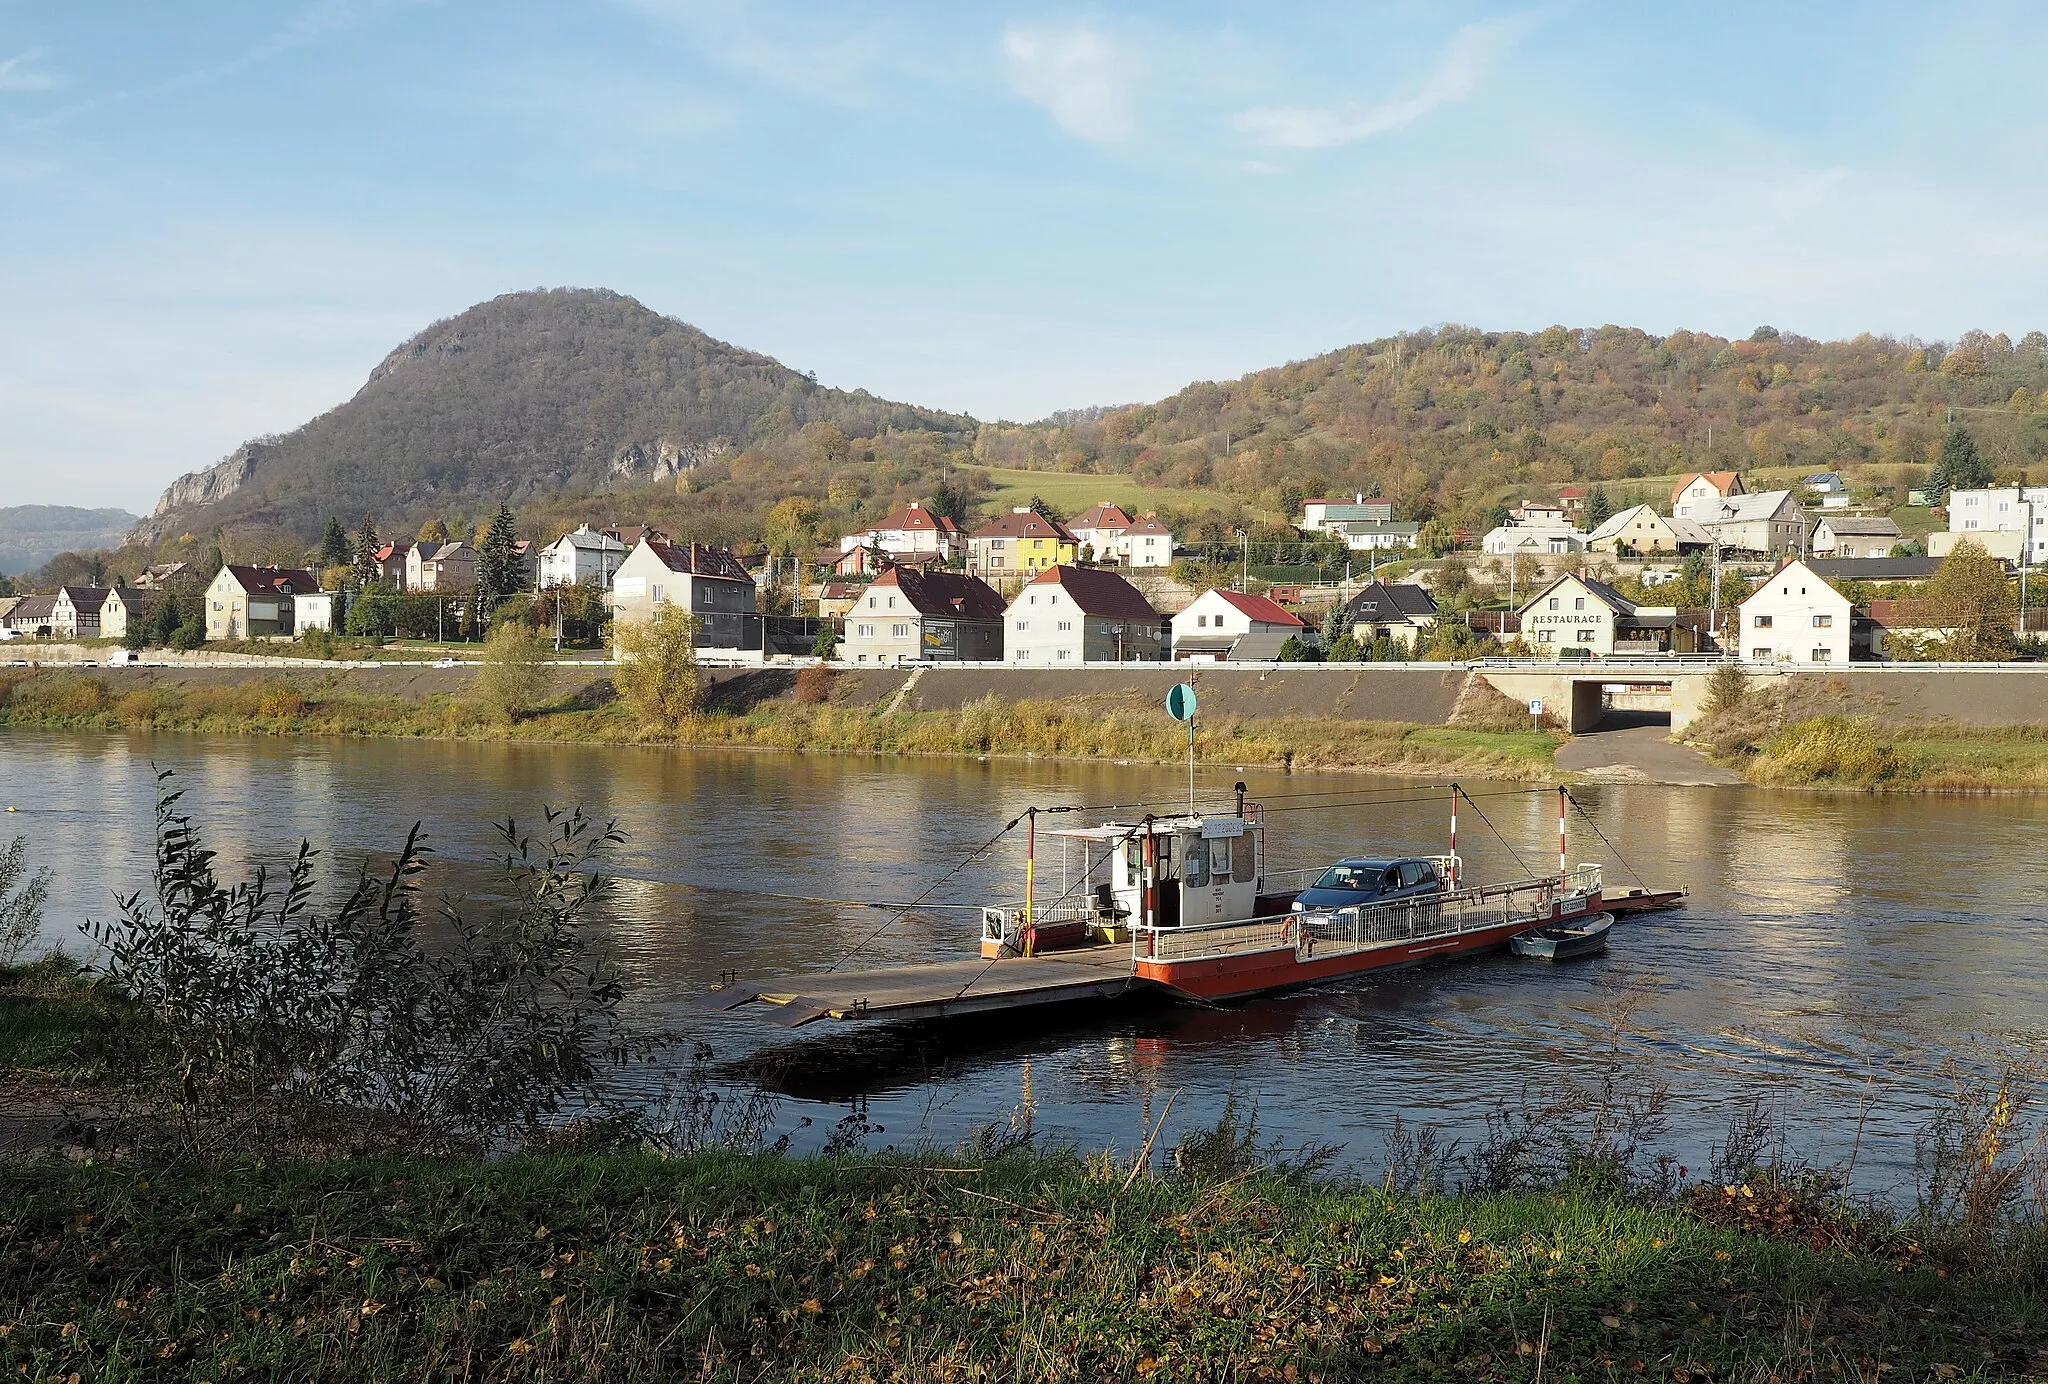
<box><xmin>1803</xmin><ymin>556</ymin><xmax>1942</xmax><ymax>584</ymax></box>
<box><xmin>1113</xmin><ymin>512</ymin><xmax>1175</xmax><ymax>567</ymax></box>
<box><xmin>1004</xmin><ymin>565</ymin><xmax>1166</xmax><ymax>664</ymax></box>
<box><xmin>1556</xmin><ymin>485</ymin><xmax>1590</xmax><ymax>522</ymax></box>
<box><xmin>841</xmin><ymin>566</ymin><xmax>1005</xmax><ymax>665</ymax></box>
<box><xmin>1585</xmin><ymin>504</ymin><xmax>1710</xmax><ymax>556</ymax></box>
<box><xmin>294</xmin><ymin>592</ymin><xmax>337</xmax><ymax>634</ymax></box>
<box><xmin>98</xmin><ymin>587</ymin><xmax>157</xmax><ymax>641</ymax></box>
<box><xmin>1809</xmin><ymin>515</ymin><xmax>1902</xmax><ymax>558</ymax></box>
<box><xmin>1692</xmin><ymin>490</ymin><xmax>1803</xmax><ymax>556</ymax></box>
<box><xmin>1514</xmin><ymin>575</ymin><xmax>1702</xmax><ymax>656</ymax></box>
<box><xmin>608</xmin><ymin>538</ymin><xmax>757</xmax><ymax>647</ymax></box>
<box><xmin>968</xmin><ymin>509</ymin><xmax>1078</xmax><ymax>579</ymax></box>
<box><xmin>816</xmin><ymin>580</ymin><xmax>865</xmax><ymax>619</ymax></box>
<box><xmin>1510</xmin><ymin>501</ymin><xmax>1570</xmax><ymax>528</ymax></box>
<box><xmin>1932</xmin><ymin>486</ymin><xmax>2048</xmax><ymax>564</ymax></box>
<box><xmin>1066</xmin><ymin>502</ymin><xmax>1134</xmax><ymax>563</ymax></box>
<box><xmin>1169</xmin><ymin>590</ymin><xmax>1305</xmax><ymax>662</ymax></box>
<box><xmin>1301</xmin><ymin>496</ymin><xmax>1395</xmax><ymax>532</ymax></box>
<box><xmin>407</xmin><ymin>540</ymin><xmax>478</xmax><ymax>593</ymax></box>
<box><xmin>839</xmin><ymin>501</ymin><xmax>966</xmax><ymax>567</ymax></box>
<box><xmin>1803</xmin><ymin>472</ymin><xmax>1847</xmax><ymax>496</ymax></box>
<box><xmin>1737</xmin><ymin>559</ymin><xmax>1852</xmax><ymax>664</ymax></box>
<box><xmin>50</xmin><ymin>586</ymin><xmax>111</xmax><ymax>640</ymax></box>
<box><xmin>1332</xmin><ymin>519</ymin><xmax>1422</xmax><ymax>553</ymax></box>
<box><xmin>1337</xmin><ymin>581</ymin><xmax>1439</xmax><ymax>650</ymax></box>
<box><xmin>537</xmin><ymin>525</ymin><xmax>628</xmax><ymax>589</ymax></box>
<box><xmin>1483</xmin><ymin>524</ymin><xmax>1586</xmax><ymax>557</ymax></box>
<box><xmin>2</xmin><ymin>594</ymin><xmax>55</xmax><ymax>637</ymax></box>
<box><xmin>366</xmin><ymin>542</ymin><xmax>411</xmax><ymax>587</ymax></box>
<box><xmin>133</xmin><ymin>562</ymin><xmax>187</xmax><ymax>590</ymax></box>
<box><xmin>206</xmin><ymin>565</ymin><xmax>320</xmax><ymax>640</ymax></box>
<box><xmin>1671</xmin><ymin>471</ymin><xmax>1746</xmax><ymax>517</ymax></box>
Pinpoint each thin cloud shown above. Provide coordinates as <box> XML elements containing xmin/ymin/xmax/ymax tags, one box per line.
<box><xmin>619</xmin><ymin>1</ymin><xmax>910</xmax><ymax>106</ymax></box>
<box><xmin>0</xmin><ymin>48</ymin><xmax>62</xmax><ymax>93</ymax></box>
<box><xmin>1237</xmin><ymin>14</ymin><xmax>1539</xmax><ymax>150</ymax></box>
<box><xmin>1001</xmin><ymin>23</ymin><xmax>1136</xmax><ymax>145</ymax></box>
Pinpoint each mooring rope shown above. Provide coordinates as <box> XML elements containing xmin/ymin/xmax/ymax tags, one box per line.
<box><xmin>1563</xmin><ymin>789</ymin><xmax>1649</xmax><ymax>889</ymax></box>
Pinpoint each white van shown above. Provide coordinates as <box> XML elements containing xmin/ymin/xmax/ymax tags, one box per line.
<box><xmin>104</xmin><ymin>649</ymin><xmax>140</xmax><ymax>667</ymax></box>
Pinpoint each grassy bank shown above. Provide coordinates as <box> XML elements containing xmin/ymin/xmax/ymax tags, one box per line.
<box><xmin>1687</xmin><ymin>700</ymin><xmax>2048</xmax><ymax>791</ymax></box>
<box><xmin>8</xmin><ymin>1147</ymin><xmax>2044</xmax><ymax>1382</ymax></box>
<box><xmin>0</xmin><ymin>667</ymin><xmax>1562</xmax><ymax>780</ymax></box>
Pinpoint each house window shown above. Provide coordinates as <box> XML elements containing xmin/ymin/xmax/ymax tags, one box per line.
<box><xmin>1058</xmin><ymin>620</ymin><xmax>1072</xmax><ymax>631</ymax></box>
<box><xmin>1751</xmin><ymin>647</ymin><xmax>1772</xmax><ymax>660</ymax></box>
<box><xmin>1753</xmin><ymin>614</ymin><xmax>1773</xmax><ymax>628</ymax></box>
<box><xmin>1812</xmin><ymin>614</ymin><xmax>1833</xmax><ymax>628</ymax></box>
<box><xmin>1576</xmin><ymin>629</ymin><xmax>1596</xmax><ymax>643</ymax></box>
<box><xmin>1195</xmin><ymin>614</ymin><xmax>1205</xmax><ymax>627</ymax></box>
<box><xmin>1057</xmin><ymin>649</ymin><xmax>1070</xmax><ymax>660</ymax></box>
<box><xmin>892</xmin><ymin>624</ymin><xmax>909</xmax><ymax>637</ymax></box>
<box><xmin>1573</xmin><ymin>597</ymin><xmax>1585</xmax><ymax>611</ymax></box>
<box><xmin>1015</xmin><ymin>620</ymin><xmax>1028</xmax><ymax>630</ymax></box>
<box><xmin>650</xmin><ymin>584</ymin><xmax>663</xmax><ymax>603</ymax></box>
<box><xmin>1537</xmin><ymin>629</ymin><xmax>1555</xmax><ymax>643</ymax></box>
<box><xmin>856</xmin><ymin>623</ymin><xmax>872</xmax><ymax>637</ymax></box>
<box><xmin>1811</xmin><ymin>648</ymin><xmax>1832</xmax><ymax>662</ymax></box>
<box><xmin>868</xmin><ymin>596</ymin><xmax>877</xmax><ymax>608</ymax></box>
<box><xmin>1548</xmin><ymin>598</ymin><xmax>1559</xmax><ymax>610</ymax></box>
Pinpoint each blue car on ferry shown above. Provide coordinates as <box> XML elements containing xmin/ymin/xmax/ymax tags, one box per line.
<box><xmin>1290</xmin><ymin>857</ymin><xmax>1445</xmax><ymax>913</ymax></box>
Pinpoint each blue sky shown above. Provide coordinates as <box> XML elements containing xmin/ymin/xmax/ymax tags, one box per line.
<box><xmin>4</xmin><ymin>1</ymin><xmax>2047</xmax><ymax>513</ymax></box>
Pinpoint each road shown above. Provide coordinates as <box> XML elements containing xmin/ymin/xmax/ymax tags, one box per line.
<box><xmin>1555</xmin><ymin>712</ymin><xmax>1746</xmax><ymax>787</ymax></box>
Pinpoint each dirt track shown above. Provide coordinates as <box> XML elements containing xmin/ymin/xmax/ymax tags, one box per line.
<box><xmin>828</xmin><ymin>666</ymin><xmax>1474</xmax><ymax>723</ymax></box>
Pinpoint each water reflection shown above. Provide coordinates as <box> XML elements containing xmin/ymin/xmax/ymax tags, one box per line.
<box><xmin>5</xmin><ymin>728</ymin><xmax>2047</xmax><ymax>1189</ymax></box>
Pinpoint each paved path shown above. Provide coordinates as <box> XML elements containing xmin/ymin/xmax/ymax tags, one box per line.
<box><xmin>1555</xmin><ymin>719</ymin><xmax>1745</xmax><ymax>787</ymax></box>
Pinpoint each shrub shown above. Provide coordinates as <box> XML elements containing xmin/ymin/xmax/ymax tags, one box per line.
<box><xmin>253</xmin><ymin>680</ymin><xmax>306</xmax><ymax>719</ymax></box>
<box><xmin>0</xmin><ymin>834</ymin><xmax>51</xmax><ymax>967</ymax></box>
<box><xmin>476</xmin><ymin>620</ymin><xmax>549</xmax><ymax>722</ymax></box>
<box><xmin>170</xmin><ymin>619</ymin><xmax>206</xmax><ymax>650</ymax></box>
<box><xmin>1703</xmin><ymin>662</ymin><xmax>1748</xmax><ymax>716</ymax></box>
<box><xmin>613</xmin><ymin>606</ymin><xmax>701</xmax><ymax>732</ymax></box>
<box><xmin>1751</xmin><ymin>716</ymin><xmax>1903</xmax><ymax>785</ymax></box>
<box><xmin>793</xmin><ymin>664</ymin><xmax>835</xmax><ymax>705</ymax></box>
<box><xmin>83</xmin><ymin>770</ymin><xmax>648</xmax><ymax>1155</ymax></box>
<box><xmin>811</xmin><ymin>622</ymin><xmax>839</xmax><ymax>659</ymax></box>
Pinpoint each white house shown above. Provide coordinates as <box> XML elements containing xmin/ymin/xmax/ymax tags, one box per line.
<box><xmin>206</xmin><ymin>565</ymin><xmax>320</xmax><ymax>640</ymax></box>
<box><xmin>1302</xmin><ymin>496</ymin><xmax>1395</xmax><ymax>533</ymax></box>
<box><xmin>1066</xmin><ymin>502</ymin><xmax>1134</xmax><ymax>563</ymax></box>
<box><xmin>1170</xmin><ymin>590</ymin><xmax>1304</xmax><ymax>661</ymax></box>
<box><xmin>839</xmin><ymin>501</ymin><xmax>966</xmax><ymax>564</ymax></box>
<box><xmin>1692</xmin><ymin>490</ymin><xmax>1803</xmax><ymax>556</ymax></box>
<box><xmin>1483</xmin><ymin>525</ymin><xmax>1586</xmax><ymax>557</ymax></box>
<box><xmin>1738</xmin><ymin>559</ymin><xmax>1852</xmax><ymax>665</ymax></box>
<box><xmin>1334</xmin><ymin>519</ymin><xmax>1422</xmax><ymax>552</ymax></box>
<box><xmin>1586</xmin><ymin>505</ymin><xmax>1710</xmax><ymax>556</ymax></box>
<box><xmin>1671</xmin><ymin>471</ymin><xmax>1745</xmax><ymax>517</ymax></box>
<box><xmin>99</xmin><ymin>587</ymin><xmax>155</xmax><ymax>641</ymax></box>
<box><xmin>1517</xmin><ymin>574</ymin><xmax>1638</xmax><ymax>655</ymax></box>
<box><xmin>293</xmin><ymin>592</ymin><xmax>336</xmax><ymax>634</ymax></box>
<box><xmin>1933</xmin><ymin>486</ymin><xmax>2048</xmax><ymax>564</ymax></box>
<box><xmin>1004</xmin><ymin>565</ymin><xmax>1165</xmax><ymax>664</ymax></box>
<box><xmin>609</xmin><ymin>538</ymin><xmax>757</xmax><ymax>647</ymax></box>
<box><xmin>1338</xmin><ymin>581</ymin><xmax>1439</xmax><ymax>650</ymax></box>
<box><xmin>1809</xmin><ymin>515</ymin><xmax>1901</xmax><ymax>558</ymax></box>
<box><xmin>537</xmin><ymin>525</ymin><xmax>628</xmax><ymax>589</ymax></box>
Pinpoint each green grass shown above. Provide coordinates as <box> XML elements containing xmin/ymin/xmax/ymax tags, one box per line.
<box><xmin>3</xmin><ymin>1150</ymin><xmax>2041</xmax><ymax>1382</ymax></box>
<box><xmin>1890</xmin><ymin>503</ymin><xmax>1942</xmax><ymax>541</ymax></box>
<box><xmin>967</xmin><ymin>466</ymin><xmax>1240</xmax><ymax>518</ymax></box>
<box><xmin>1405</xmin><ymin>726</ymin><xmax>1562</xmax><ymax>765</ymax></box>
<box><xmin>0</xmin><ymin>958</ymin><xmax>124</xmax><ymax>1085</ymax></box>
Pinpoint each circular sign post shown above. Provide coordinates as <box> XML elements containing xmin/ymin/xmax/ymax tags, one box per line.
<box><xmin>1166</xmin><ymin>683</ymin><xmax>1198</xmax><ymax>815</ymax></box>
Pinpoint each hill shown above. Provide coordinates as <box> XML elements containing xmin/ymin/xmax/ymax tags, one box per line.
<box><xmin>136</xmin><ymin>288</ymin><xmax>977</xmax><ymax>546</ymax></box>
<box><xmin>977</xmin><ymin>324</ymin><xmax>2048</xmax><ymax>527</ymax></box>
<box><xmin>0</xmin><ymin>505</ymin><xmax>138</xmax><ymax>575</ymax></box>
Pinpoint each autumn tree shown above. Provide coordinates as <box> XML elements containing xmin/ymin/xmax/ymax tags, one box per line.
<box><xmin>418</xmin><ymin>517</ymin><xmax>450</xmax><ymax>545</ymax></box>
<box><xmin>1924</xmin><ymin>540</ymin><xmax>2015</xmax><ymax>659</ymax></box>
<box><xmin>612</xmin><ymin>605</ymin><xmax>701</xmax><ymax>732</ymax></box>
<box><xmin>476</xmin><ymin>618</ymin><xmax>550</xmax><ymax>722</ymax></box>
<box><xmin>764</xmin><ymin>496</ymin><xmax>825</xmax><ymax>557</ymax></box>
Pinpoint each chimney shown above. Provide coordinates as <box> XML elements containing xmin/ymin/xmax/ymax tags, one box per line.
<box><xmin>1355</xmin><ymin>492</ymin><xmax>1363</xmax><ymax>504</ymax></box>
<box><xmin>909</xmin><ymin>501</ymin><xmax>921</xmax><ymax>510</ymax></box>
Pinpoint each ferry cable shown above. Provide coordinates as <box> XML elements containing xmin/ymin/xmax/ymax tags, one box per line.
<box><xmin>820</xmin><ymin>814</ymin><xmax>1026</xmax><ymax>973</ymax></box>
<box><xmin>1451</xmin><ymin>789</ymin><xmax>1538</xmax><ymax>878</ymax></box>
<box><xmin>1562</xmin><ymin>790</ymin><xmax>1647</xmax><ymax>888</ymax></box>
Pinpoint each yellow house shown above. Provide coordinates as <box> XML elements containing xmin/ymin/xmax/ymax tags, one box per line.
<box><xmin>1585</xmin><ymin>503</ymin><xmax>1711</xmax><ymax>555</ymax></box>
<box><xmin>967</xmin><ymin>508</ymin><xmax>1077</xmax><ymax>577</ymax></box>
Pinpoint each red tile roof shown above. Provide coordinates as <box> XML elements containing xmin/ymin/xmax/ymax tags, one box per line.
<box><xmin>1209</xmin><ymin>590</ymin><xmax>1304</xmax><ymax>627</ymax></box>
<box><xmin>1068</xmin><ymin>502</ymin><xmax>1135</xmax><ymax>531</ymax></box>
<box><xmin>1025</xmin><ymin>565</ymin><xmax>1158</xmax><ymax>619</ymax></box>
<box><xmin>644</xmin><ymin>539</ymin><xmax>753</xmax><ymax>582</ymax></box>
<box><xmin>868</xmin><ymin>503</ymin><xmax>963</xmax><ymax>536</ymax></box>
<box><xmin>872</xmin><ymin>567</ymin><xmax>1007</xmax><ymax>621</ymax></box>
<box><xmin>971</xmin><ymin>510</ymin><xmax>1075</xmax><ymax>542</ymax></box>
<box><xmin>1670</xmin><ymin>471</ymin><xmax>1742</xmax><ymax>504</ymax></box>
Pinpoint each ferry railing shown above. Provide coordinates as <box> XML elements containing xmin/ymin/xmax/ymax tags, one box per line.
<box><xmin>1136</xmin><ymin>866</ymin><xmax>1602</xmax><ymax>966</ymax></box>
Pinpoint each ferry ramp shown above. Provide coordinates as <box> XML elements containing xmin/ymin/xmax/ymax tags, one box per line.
<box><xmin>706</xmin><ymin>946</ymin><xmax>1143</xmax><ymax>1027</ymax></box>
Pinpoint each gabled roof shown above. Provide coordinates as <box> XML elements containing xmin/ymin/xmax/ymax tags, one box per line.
<box><xmin>1585</xmin><ymin>503</ymin><xmax>1664</xmax><ymax>544</ymax></box>
<box><xmin>55</xmin><ymin>586</ymin><xmax>110</xmax><ymax>613</ymax></box>
<box><xmin>417</xmin><ymin>540</ymin><xmax>473</xmax><ymax>562</ymax></box>
<box><xmin>865</xmin><ymin>502</ymin><xmax>963</xmax><ymax>536</ymax></box>
<box><xmin>222</xmin><ymin>565</ymin><xmax>320</xmax><ymax>596</ymax></box>
<box><xmin>106</xmin><ymin>586</ymin><xmax>153</xmax><ymax>609</ymax></box>
<box><xmin>641</xmin><ymin>539</ymin><xmax>753</xmax><ymax>582</ymax></box>
<box><xmin>1123</xmin><ymin>513</ymin><xmax>1172</xmax><ymax>537</ymax></box>
<box><xmin>1804</xmin><ymin>557</ymin><xmax>1941</xmax><ymax>581</ymax></box>
<box><xmin>1022</xmin><ymin>565</ymin><xmax>1158</xmax><ymax>618</ymax></box>
<box><xmin>6</xmin><ymin>594</ymin><xmax>55</xmax><ymax>619</ymax></box>
<box><xmin>1518</xmin><ymin>573</ymin><xmax>1637</xmax><ymax>618</ymax></box>
<box><xmin>871</xmin><ymin>566</ymin><xmax>1007</xmax><ymax>621</ymax></box>
<box><xmin>372</xmin><ymin>542</ymin><xmax>411</xmax><ymax>562</ymax></box>
<box><xmin>1068</xmin><ymin>501</ymin><xmax>1135</xmax><ymax>531</ymax></box>
<box><xmin>1815</xmin><ymin>515</ymin><xmax>1900</xmax><ymax>537</ymax></box>
<box><xmin>1202</xmin><ymin>589</ymin><xmax>1305</xmax><ymax>627</ymax></box>
<box><xmin>1671</xmin><ymin>470</ymin><xmax>1743</xmax><ymax>504</ymax></box>
<box><xmin>1343</xmin><ymin>581</ymin><xmax>1437</xmax><ymax>620</ymax></box>
<box><xmin>1696</xmin><ymin>489</ymin><xmax>1794</xmax><ymax>524</ymax></box>
<box><xmin>971</xmin><ymin>509</ymin><xmax>1076</xmax><ymax>542</ymax></box>
<box><xmin>554</xmin><ymin>526</ymin><xmax>626</xmax><ymax>552</ymax></box>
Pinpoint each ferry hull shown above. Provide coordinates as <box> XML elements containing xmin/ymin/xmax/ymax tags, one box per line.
<box><xmin>1134</xmin><ymin>897</ymin><xmax>1597</xmax><ymax>1002</ymax></box>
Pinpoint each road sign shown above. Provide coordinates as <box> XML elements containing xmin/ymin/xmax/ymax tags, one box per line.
<box><xmin>1528</xmin><ymin>698</ymin><xmax>1545</xmax><ymax>716</ymax></box>
<box><xmin>1166</xmin><ymin>683</ymin><xmax>1198</xmax><ymax>722</ymax></box>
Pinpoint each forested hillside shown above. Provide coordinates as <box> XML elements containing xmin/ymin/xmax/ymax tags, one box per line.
<box><xmin>136</xmin><ymin>289</ymin><xmax>977</xmax><ymax>547</ymax></box>
<box><xmin>977</xmin><ymin>325</ymin><xmax>2048</xmax><ymax>526</ymax></box>
<box><xmin>0</xmin><ymin>506</ymin><xmax>137</xmax><ymax>575</ymax></box>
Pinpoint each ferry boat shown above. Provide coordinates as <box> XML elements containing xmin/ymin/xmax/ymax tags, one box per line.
<box><xmin>711</xmin><ymin>784</ymin><xmax>1642</xmax><ymax>1029</ymax></box>
<box><xmin>979</xmin><ymin>787</ymin><xmax>1606</xmax><ymax>1003</ymax></box>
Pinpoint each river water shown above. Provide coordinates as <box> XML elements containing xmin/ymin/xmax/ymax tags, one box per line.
<box><xmin>6</xmin><ymin>728</ymin><xmax>2047</xmax><ymax>1194</ymax></box>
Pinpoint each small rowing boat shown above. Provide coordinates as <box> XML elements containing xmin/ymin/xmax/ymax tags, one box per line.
<box><xmin>1510</xmin><ymin>912</ymin><xmax>1613</xmax><ymax>962</ymax></box>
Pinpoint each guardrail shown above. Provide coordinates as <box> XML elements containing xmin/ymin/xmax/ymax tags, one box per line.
<box><xmin>1134</xmin><ymin>866</ymin><xmax>1602</xmax><ymax>966</ymax></box>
